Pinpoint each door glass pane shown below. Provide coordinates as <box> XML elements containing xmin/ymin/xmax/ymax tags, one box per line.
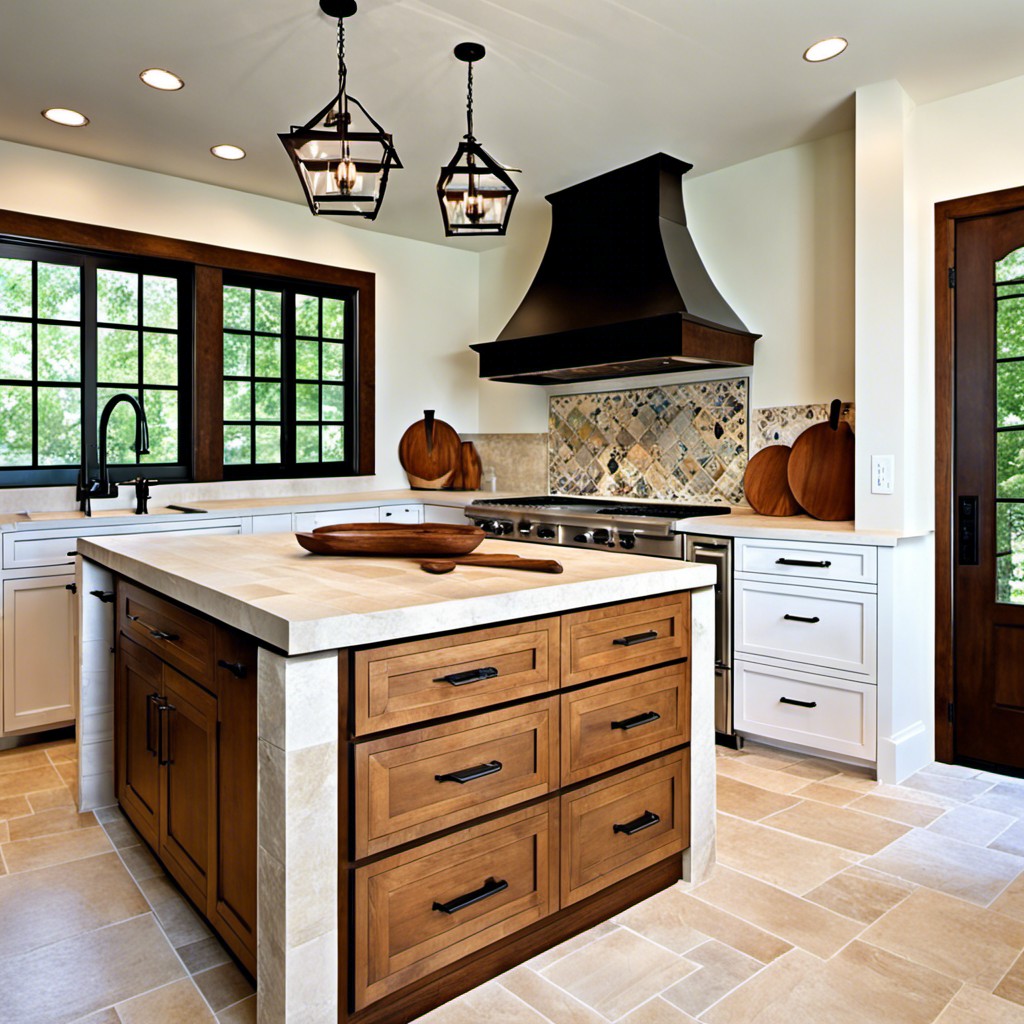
<box><xmin>997</xmin><ymin>504</ymin><xmax>1024</xmax><ymax>604</ymax></box>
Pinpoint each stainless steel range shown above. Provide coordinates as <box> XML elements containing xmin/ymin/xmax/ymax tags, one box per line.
<box><xmin>465</xmin><ymin>495</ymin><xmax>731</xmax><ymax>558</ymax></box>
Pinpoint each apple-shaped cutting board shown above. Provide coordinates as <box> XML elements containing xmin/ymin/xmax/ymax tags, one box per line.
<box><xmin>398</xmin><ymin>410</ymin><xmax>461</xmax><ymax>489</ymax></box>
<box><xmin>787</xmin><ymin>399</ymin><xmax>855</xmax><ymax>521</ymax></box>
<box><xmin>743</xmin><ymin>445</ymin><xmax>803</xmax><ymax>516</ymax></box>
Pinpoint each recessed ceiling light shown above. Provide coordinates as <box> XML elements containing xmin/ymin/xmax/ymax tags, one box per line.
<box><xmin>41</xmin><ymin>107</ymin><xmax>90</xmax><ymax>127</ymax></box>
<box><xmin>140</xmin><ymin>68</ymin><xmax>184</xmax><ymax>91</ymax></box>
<box><xmin>211</xmin><ymin>144</ymin><xmax>246</xmax><ymax>161</ymax></box>
<box><xmin>803</xmin><ymin>37</ymin><xmax>848</xmax><ymax>62</ymax></box>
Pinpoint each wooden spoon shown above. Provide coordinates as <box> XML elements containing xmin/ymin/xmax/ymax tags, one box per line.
<box><xmin>420</xmin><ymin>554</ymin><xmax>564</xmax><ymax>575</ymax></box>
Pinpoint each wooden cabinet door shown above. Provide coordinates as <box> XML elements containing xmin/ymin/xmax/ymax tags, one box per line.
<box><xmin>2</xmin><ymin>574</ymin><xmax>76</xmax><ymax>734</ymax></box>
<box><xmin>115</xmin><ymin>636</ymin><xmax>163</xmax><ymax>849</ymax></box>
<box><xmin>159</xmin><ymin>665</ymin><xmax>217</xmax><ymax>908</ymax></box>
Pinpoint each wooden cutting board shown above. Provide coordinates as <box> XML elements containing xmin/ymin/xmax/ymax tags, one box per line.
<box><xmin>450</xmin><ymin>441</ymin><xmax>483</xmax><ymax>490</ymax></box>
<box><xmin>743</xmin><ymin>445</ymin><xmax>803</xmax><ymax>516</ymax></box>
<box><xmin>398</xmin><ymin>410</ymin><xmax>461</xmax><ymax>489</ymax></box>
<box><xmin>787</xmin><ymin>400</ymin><xmax>855</xmax><ymax>521</ymax></box>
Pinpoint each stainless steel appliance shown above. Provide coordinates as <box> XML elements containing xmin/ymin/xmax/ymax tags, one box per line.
<box><xmin>685</xmin><ymin>535</ymin><xmax>739</xmax><ymax>748</ymax></box>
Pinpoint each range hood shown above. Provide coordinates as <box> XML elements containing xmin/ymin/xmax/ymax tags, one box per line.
<box><xmin>471</xmin><ymin>153</ymin><xmax>760</xmax><ymax>384</ymax></box>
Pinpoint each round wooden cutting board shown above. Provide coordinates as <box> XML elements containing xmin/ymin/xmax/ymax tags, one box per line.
<box><xmin>787</xmin><ymin>400</ymin><xmax>855</xmax><ymax>521</ymax></box>
<box><xmin>743</xmin><ymin>445</ymin><xmax>803</xmax><ymax>516</ymax></box>
<box><xmin>398</xmin><ymin>410</ymin><xmax>461</xmax><ymax>489</ymax></box>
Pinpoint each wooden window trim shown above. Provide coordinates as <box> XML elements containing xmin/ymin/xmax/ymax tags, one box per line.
<box><xmin>0</xmin><ymin>209</ymin><xmax>376</xmax><ymax>480</ymax></box>
<box><xmin>935</xmin><ymin>183</ymin><xmax>1024</xmax><ymax>763</ymax></box>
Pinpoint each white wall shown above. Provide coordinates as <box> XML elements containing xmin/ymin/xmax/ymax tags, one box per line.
<box><xmin>0</xmin><ymin>139</ymin><xmax>480</xmax><ymax>512</ymax></box>
<box><xmin>475</xmin><ymin>132</ymin><xmax>857</xmax><ymax>433</ymax></box>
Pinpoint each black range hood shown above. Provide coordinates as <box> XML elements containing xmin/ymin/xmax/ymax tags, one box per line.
<box><xmin>471</xmin><ymin>153</ymin><xmax>760</xmax><ymax>384</ymax></box>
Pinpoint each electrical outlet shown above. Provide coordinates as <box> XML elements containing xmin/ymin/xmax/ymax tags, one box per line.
<box><xmin>872</xmin><ymin>455</ymin><xmax>894</xmax><ymax>494</ymax></box>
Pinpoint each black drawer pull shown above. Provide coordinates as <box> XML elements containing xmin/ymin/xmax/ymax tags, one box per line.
<box><xmin>158</xmin><ymin>702</ymin><xmax>174</xmax><ymax>765</ymax></box>
<box><xmin>783</xmin><ymin>614</ymin><xmax>820</xmax><ymax>624</ymax></box>
<box><xmin>613</xmin><ymin>810</ymin><xmax>661</xmax><ymax>836</ymax></box>
<box><xmin>776</xmin><ymin>558</ymin><xmax>832</xmax><ymax>568</ymax></box>
<box><xmin>150</xmin><ymin>629</ymin><xmax>180</xmax><ymax>642</ymax></box>
<box><xmin>436</xmin><ymin>666</ymin><xmax>499</xmax><ymax>686</ymax></box>
<box><xmin>435</xmin><ymin>760</ymin><xmax>503</xmax><ymax>784</ymax></box>
<box><xmin>90</xmin><ymin>590</ymin><xmax>115</xmax><ymax>603</ymax></box>
<box><xmin>611</xmin><ymin>710</ymin><xmax>661</xmax><ymax>731</ymax></box>
<box><xmin>145</xmin><ymin>692</ymin><xmax>162</xmax><ymax>756</ymax></box>
<box><xmin>432</xmin><ymin>876</ymin><xmax>508</xmax><ymax>915</ymax></box>
<box><xmin>780</xmin><ymin>696</ymin><xmax>818</xmax><ymax>708</ymax></box>
<box><xmin>613</xmin><ymin>630</ymin><xmax>659</xmax><ymax>647</ymax></box>
<box><xmin>66</xmin><ymin>550</ymin><xmax>77</xmax><ymax>557</ymax></box>
<box><xmin>65</xmin><ymin>583</ymin><xmax>77</xmax><ymax>594</ymax></box>
<box><xmin>217</xmin><ymin>659</ymin><xmax>248</xmax><ymax>678</ymax></box>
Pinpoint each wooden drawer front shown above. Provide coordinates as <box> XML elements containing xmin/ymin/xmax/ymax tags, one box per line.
<box><xmin>734</xmin><ymin>660</ymin><xmax>877</xmax><ymax>761</ymax></box>
<box><xmin>736</xmin><ymin>538</ymin><xmax>877</xmax><ymax>584</ymax></box>
<box><xmin>562</xmin><ymin>666</ymin><xmax>690</xmax><ymax>786</ymax></box>
<box><xmin>735</xmin><ymin>580</ymin><xmax>876</xmax><ymax>678</ymax></box>
<box><xmin>562</xmin><ymin>593</ymin><xmax>689</xmax><ymax>687</ymax></box>
<box><xmin>353</xmin><ymin>618</ymin><xmax>559</xmax><ymax>734</ymax></box>
<box><xmin>354</xmin><ymin>699</ymin><xmax>559</xmax><ymax>857</ymax></box>
<box><xmin>119</xmin><ymin>582</ymin><xmax>214</xmax><ymax>684</ymax></box>
<box><xmin>561</xmin><ymin>751</ymin><xmax>688</xmax><ymax>906</ymax></box>
<box><xmin>353</xmin><ymin>801</ymin><xmax>558</xmax><ymax>1009</ymax></box>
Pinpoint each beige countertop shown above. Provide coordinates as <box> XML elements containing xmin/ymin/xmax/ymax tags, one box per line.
<box><xmin>79</xmin><ymin>533</ymin><xmax>715</xmax><ymax>655</ymax></box>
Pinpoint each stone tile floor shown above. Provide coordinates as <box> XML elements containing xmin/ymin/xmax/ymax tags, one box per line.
<box><xmin>0</xmin><ymin>738</ymin><xmax>254</xmax><ymax>1024</ymax></box>
<box><xmin>414</xmin><ymin>743</ymin><xmax>1024</xmax><ymax>1024</ymax></box>
<box><xmin>8</xmin><ymin>735</ymin><xmax>1024</xmax><ymax>1022</ymax></box>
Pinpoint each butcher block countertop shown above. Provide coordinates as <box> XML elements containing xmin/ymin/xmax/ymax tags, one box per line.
<box><xmin>79</xmin><ymin>532</ymin><xmax>715</xmax><ymax>655</ymax></box>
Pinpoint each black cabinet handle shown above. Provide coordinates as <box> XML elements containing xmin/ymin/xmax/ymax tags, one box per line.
<box><xmin>157</xmin><ymin>703</ymin><xmax>174</xmax><ymax>765</ymax></box>
<box><xmin>65</xmin><ymin>583</ymin><xmax>77</xmax><ymax>594</ymax></box>
<box><xmin>66</xmin><ymin>550</ymin><xmax>77</xmax><ymax>557</ymax></box>
<box><xmin>435</xmin><ymin>760</ymin><xmax>503</xmax><ymax>784</ymax></box>
<box><xmin>90</xmin><ymin>590</ymin><xmax>115</xmax><ymax>603</ymax></box>
<box><xmin>783</xmin><ymin>614</ymin><xmax>820</xmax><ymax>624</ymax></box>
<box><xmin>611</xmin><ymin>710</ymin><xmax>661</xmax><ymax>731</ymax></box>
<box><xmin>145</xmin><ymin>693</ymin><xmax>161</xmax><ymax>756</ymax></box>
<box><xmin>150</xmin><ymin>629</ymin><xmax>180</xmax><ymax>642</ymax></box>
<box><xmin>217</xmin><ymin>659</ymin><xmax>248</xmax><ymax>678</ymax></box>
<box><xmin>613</xmin><ymin>810</ymin><xmax>661</xmax><ymax>836</ymax></box>
<box><xmin>780</xmin><ymin>696</ymin><xmax>818</xmax><ymax>708</ymax></box>
<box><xmin>435</xmin><ymin>666</ymin><xmax>499</xmax><ymax>686</ymax></box>
<box><xmin>613</xmin><ymin>630</ymin><xmax>659</xmax><ymax>647</ymax></box>
<box><xmin>776</xmin><ymin>558</ymin><xmax>832</xmax><ymax>568</ymax></box>
<box><xmin>432</xmin><ymin>876</ymin><xmax>508</xmax><ymax>915</ymax></box>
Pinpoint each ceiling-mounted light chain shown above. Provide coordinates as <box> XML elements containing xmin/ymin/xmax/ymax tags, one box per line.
<box><xmin>279</xmin><ymin>0</ymin><xmax>401</xmax><ymax>219</ymax></box>
<box><xmin>436</xmin><ymin>42</ymin><xmax>519</xmax><ymax>237</ymax></box>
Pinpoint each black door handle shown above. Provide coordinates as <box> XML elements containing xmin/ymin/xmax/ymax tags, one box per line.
<box><xmin>145</xmin><ymin>693</ymin><xmax>162</xmax><ymax>756</ymax></box>
<box><xmin>958</xmin><ymin>495</ymin><xmax>979</xmax><ymax>565</ymax></box>
<box><xmin>158</xmin><ymin>703</ymin><xmax>174</xmax><ymax>765</ymax></box>
<box><xmin>783</xmin><ymin>614</ymin><xmax>820</xmax><ymax>624</ymax></box>
<box><xmin>435</xmin><ymin>760</ymin><xmax>503</xmax><ymax>784</ymax></box>
<box><xmin>90</xmin><ymin>590</ymin><xmax>115</xmax><ymax>603</ymax></box>
<box><xmin>776</xmin><ymin>558</ymin><xmax>832</xmax><ymax>568</ymax></box>
<box><xmin>435</xmin><ymin>666</ymin><xmax>499</xmax><ymax>686</ymax></box>
<box><xmin>613</xmin><ymin>810</ymin><xmax>661</xmax><ymax>836</ymax></box>
<box><xmin>65</xmin><ymin>583</ymin><xmax>77</xmax><ymax>594</ymax></box>
<box><xmin>613</xmin><ymin>630</ymin><xmax>659</xmax><ymax>647</ymax></box>
<box><xmin>217</xmin><ymin>659</ymin><xmax>248</xmax><ymax>678</ymax></box>
<box><xmin>432</xmin><ymin>876</ymin><xmax>508</xmax><ymax>914</ymax></box>
<box><xmin>780</xmin><ymin>696</ymin><xmax>817</xmax><ymax>708</ymax></box>
<box><xmin>610</xmin><ymin>711</ymin><xmax>661</xmax><ymax>731</ymax></box>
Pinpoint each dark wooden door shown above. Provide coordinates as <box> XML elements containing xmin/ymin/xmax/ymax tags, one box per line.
<box><xmin>116</xmin><ymin>636</ymin><xmax>162</xmax><ymax>849</ymax></box>
<box><xmin>955</xmin><ymin>207</ymin><xmax>1024</xmax><ymax>772</ymax></box>
<box><xmin>159</xmin><ymin>664</ymin><xmax>217</xmax><ymax>908</ymax></box>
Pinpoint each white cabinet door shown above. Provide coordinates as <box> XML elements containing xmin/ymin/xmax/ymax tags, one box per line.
<box><xmin>423</xmin><ymin>504</ymin><xmax>470</xmax><ymax>526</ymax></box>
<box><xmin>293</xmin><ymin>507</ymin><xmax>381</xmax><ymax>532</ymax></box>
<box><xmin>3</xmin><ymin>575</ymin><xmax>76</xmax><ymax>734</ymax></box>
<box><xmin>380</xmin><ymin>505</ymin><xmax>423</xmax><ymax>524</ymax></box>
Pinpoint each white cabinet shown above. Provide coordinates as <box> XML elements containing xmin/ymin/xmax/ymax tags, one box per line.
<box><xmin>2</xmin><ymin>574</ymin><xmax>76</xmax><ymax>734</ymax></box>
<box><xmin>294</xmin><ymin>507</ymin><xmax>380</xmax><ymax>532</ymax></box>
<box><xmin>380</xmin><ymin>505</ymin><xmax>423</xmax><ymax>524</ymax></box>
<box><xmin>423</xmin><ymin>504</ymin><xmax>470</xmax><ymax>526</ymax></box>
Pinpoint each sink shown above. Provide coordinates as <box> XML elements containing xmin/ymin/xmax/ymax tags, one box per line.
<box><xmin>24</xmin><ymin>506</ymin><xmax>203</xmax><ymax>521</ymax></box>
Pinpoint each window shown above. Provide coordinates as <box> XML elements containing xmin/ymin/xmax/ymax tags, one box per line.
<box><xmin>0</xmin><ymin>242</ymin><xmax>192</xmax><ymax>486</ymax></box>
<box><xmin>221</xmin><ymin>277</ymin><xmax>355</xmax><ymax>477</ymax></box>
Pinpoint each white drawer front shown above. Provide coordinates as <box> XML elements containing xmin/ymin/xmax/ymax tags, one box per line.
<box><xmin>734</xmin><ymin>659</ymin><xmax>876</xmax><ymax>761</ymax></box>
<box><xmin>735</xmin><ymin>579</ymin><xmax>876</xmax><ymax>678</ymax></box>
<box><xmin>379</xmin><ymin>505</ymin><xmax>423</xmax><ymax>523</ymax></box>
<box><xmin>293</xmin><ymin>507</ymin><xmax>381</xmax><ymax>531</ymax></box>
<box><xmin>423</xmin><ymin>504</ymin><xmax>471</xmax><ymax>526</ymax></box>
<box><xmin>736</xmin><ymin>538</ymin><xmax>877</xmax><ymax>584</ymax></box>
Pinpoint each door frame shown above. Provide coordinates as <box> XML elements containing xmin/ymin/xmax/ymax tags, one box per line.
<box><xmin>935</xmin><ymin>183</ymin><xmax>1024</xmax><ymax>763</ymax></box>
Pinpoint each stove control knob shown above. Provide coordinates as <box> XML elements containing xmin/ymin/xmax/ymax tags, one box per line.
<box><xmin>620</xmin><ymin>533</ymin><xmax>636</xmax><ymax>550</ymax></box>
<box><xmin>593</xmin><ymin>529</ymin><xmax>610</xmax><ymax>545</ymax></box>
<box><xmin>518</xmin><ymin>522</ymin><xmax>533</xmax><ymax>536</ymax></box>
<box><xmin>574</xmin><ymin>531</ymin><xmax>595</xmax><ymax>544</ymax></box>
<box><xmin>537</xmin><ymin>526</ymin><xmax>556</xmax><ymax>540</ymax></box>
<box><xmin>498</xmin><ymin>521</ymin><xmax>514</xmax><ymax>535</ymax></box>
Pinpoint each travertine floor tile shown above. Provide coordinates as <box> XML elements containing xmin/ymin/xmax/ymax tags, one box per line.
<box><xmin>499</xmin><ymin>965</ymin><xmax>607</xmax><ymax>1023</ymax></box>
<box><xmin>919</xmin><ymin>762</ymin><xmax>982</xmax><ymax>779</ymax></box>
<box><xmin>927</xmin><ymin>803</ymin><xmax>1018</xmax><ymax>846</ymax></box>
<box><xmin>69</xmin><ymin>1009</ymin><xmax>120</xmax><ymax>1024</ymax></box>
<box><xmin>802</xmin><ymin>864</ymin><xmax>914</xmax><ymax>924</ymax></box>
<box><xmin>976</xmin><ymin>783</ymin><xmax>1024</xmax><ymax>819</ymax></box>
<box><xmin>716</xmin><ymin>813</ymin><xmax>860</xmax><ymax>894</ymax></box>
<box><xmin>847</xmin><ymin>792</ymin><xmax>946</xmax><ymax>827</ymax></box>
<box><xmin>1</xmin><ymin>825</ymin><xmax>112</xmax><ymax>873</ymax></box>
<box><xmin>54</xmin><ymin>761</ymin><xmax>77</xmax><ymax>786</ymax></box>
<box><xmin>93</xmin><ymin>805</ymin><xmax>127</xmax><ymax>825</ymax></box>
<box><xmin>542</xmin><ymin>926</ymin><xmax>697</xmax><ymax>1020</ymax></box>
<box><xmin>994</xmin><ymin>821</ymin><xmax>1024</xmax><ymax>857</ymax></box>
<box><xmin>26</xmin><ymin>787</ymin><xmax>75</xmax><ymax>813</ymax></box>
<box><xmin>777</xmin><ymin>758</ymin><xmax>844</xmax><ymax>782</ymax></box>
<box><xmin>0</xmin><ymin>794</ymin><xmax>32</xmax><ymax>820</ymax></box>
<box><xmin>0</xmin><ymin>764</ymin><xmax>63</xmax><ymax>797</ymax></box>
<box><xmin>119</xmin><ymin>842</ymin><xmax>165</xmax><ymax>882</ymax></box>
<box><xmin>901</xmin><ymin>771</ymin><xmax>993</xmax><ymax>802</ymax></box>
<box><xmin>0</xmin><ymin>821</ymin><xmax>8</xmax><ymax>843</ymax></box>
<box><xmin>523</xmin><ymin>919</ymin><xmax>617</xmax><ymax>970</ymax></box>
<box><xmin>614</xmin><ymin>884</ymin><xmax>792</xmax><ymax>962</ymax></box>
<box><xmin>115</xmin><ymin>978</ymin><xmax>215</xmax><ymax>1023</ymax></box>
<box><xmin>0</xmin><ymin>852</ymin><xmax>147</xmax><ymax>958</ymax></box>
<box><xmin>620</xmin><ymin>997</ymin><xmax>701</xmax><ymax>1022</ymax></box>
<box><xmin>151</xmin><ymin>889</ymin><xmax>213</xmax><ymax>946</ymax></box>
<box><xmin>178</xmin><ymin>936</ymin><xmax>233</xmax><ymax>974</ymax></box>
<box><xmin>998</xmin><ymin>949</ymin><xmax>1024</xmax><ymax>1007</ymax></box>
<box><xmin>713</xmin><ymin>759</ymin><xmax>809</xmax><ymax>794</ymax></box>
<box><xmin>693</xmin><ymin>866</ymin><xmax>864</xmax><ymax>958</ymax></box>
<box><xmin>933</xmin><ymin>985</ymin><xmax>1024</xmax><ymax>1023</ymax></box>
<box><xmin>192</xmin><ymin>962</ymin><xmax>255</xmax><ymax>1013</ymax></box>
<box><xmin>994</xmin><ymin>873</ymin><xmax>1024</xmax><ymax>922</ymax></box>
<box><xmin>0</xmin><ymin>914</ymin><xmax>185</xmax><ymax>1024</ymax></box>
<box><xmin>100</xmin><ymin>816</ymin><xmax>143</xmax><ymax>850</ymax></box>
<box><xmin>862</xmin><ymin>887</ymin><xmax>1024</xmax><ymax>988</ymax></box>
<box><xmin>729</xmin><ymin>746</ymin><xmax>804</xmax><ymax>771</ymax></box>
<box><xmin>716</xmin><ymin>776</ymin><xmax>800</xmax><ymax>821</ymax></box>
<box><xmin>863</xmin><ymin>827</ymin><xmax>1024</xmax><ymax>904</ymax></box>
<box><xmin>413</xmin><ymin>981</ymin><xmax>550</xmax><ymax>1023</ymax></box>
<box><xmin>46</xmin><ymin>742</ymin><xmax>77</xmax><ymax>765</ymax></box>
<box><xmin>791</xmin><ymin>781</ymin><xmax>860</xmax><ymax>806</ymax></box>
<box><xmin>761</xmin><ymin>800</ymin><xmax>909</xmax><ymax>855</ymax></box>
<box><xmin>0</xmin><ymin>749</ymin><xmax>54</xmax><ymax>774</ymax></box>
<box><xmin>661</xmin><ymin>939</ymin><xmax>762</xmax><ymax>1016</ymax></box>
<box><xmin>702</xmin><ymin>941</ymin><xmax>959</xmax><ymax>1024</ymax></box>
<box><xmin>7</xmin><ymin>805</ymin><xmax>97</xmax><ymax>842</ymax></box>
<box><xmin>216</xmin><ymin>996</ymin><xmax>257</xmax><ymax>1024</ymax></box>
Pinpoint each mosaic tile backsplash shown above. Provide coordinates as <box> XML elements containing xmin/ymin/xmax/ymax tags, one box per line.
<box><xmin>751</xmin><ymin>402</ymin><xmax>855</xmax><ymax>453</ymax></box>
<box><xmin>549</xmin><ymin>379</ymin><xmax>748</xmax><ymax>504</ymax></box>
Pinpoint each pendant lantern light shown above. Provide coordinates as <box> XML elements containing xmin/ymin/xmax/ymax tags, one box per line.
<box><xmin>437</xmin><ymin>42</ymin><xmax>519</xmax><ymax>237</ymax></box>
<box><xmin>279</xmin><ymin>0</ymin><xmax>401</xmax><ymax>219</ymax></box>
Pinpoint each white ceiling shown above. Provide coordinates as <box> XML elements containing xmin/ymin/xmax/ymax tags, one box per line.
<box><xmin>3</xmin><ymin>0</ymin><xmax>1024</xmax><ymax>249</ymax></box>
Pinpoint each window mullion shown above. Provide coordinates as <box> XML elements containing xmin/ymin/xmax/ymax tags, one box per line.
<box><xmin>81</xmin><ymin>259</ymin><xmax>98</xmax><ymax>478</ymax></box>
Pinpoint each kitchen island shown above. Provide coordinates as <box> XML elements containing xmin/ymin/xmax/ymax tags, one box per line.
<box><xmin>76</xmin><ymin>532</ymin><xmax>716</xmax><ymax>1024</ymax></box>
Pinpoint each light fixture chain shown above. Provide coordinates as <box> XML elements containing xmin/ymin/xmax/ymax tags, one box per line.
<box><xmin>465</xmin><ymin>60</ymin><xmax>475</xmax><ymax>141</ymax></box>
<box><xmin>337</xmin><ymin>17</ymin><xmax>347</xmax><ymax>112</ymax></box>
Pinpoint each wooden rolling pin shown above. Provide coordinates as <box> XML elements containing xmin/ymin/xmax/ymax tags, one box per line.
<box><xmin>419</xmin><ymin>553</ymin><xmax>564</xmax><ymax>575</ymax></box>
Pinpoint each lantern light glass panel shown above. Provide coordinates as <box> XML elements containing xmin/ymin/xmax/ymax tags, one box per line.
<box><xmin>437</xmin><ymin>141</ymin><xmax>518</xmax><ymax>236</ymax></box>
